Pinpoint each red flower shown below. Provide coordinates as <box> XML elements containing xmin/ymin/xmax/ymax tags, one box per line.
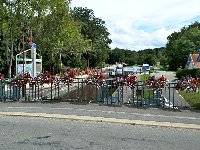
<box><xmin>125</xmin><ymin>75</ymin><xmax>138</xmax><ymax>88</ymax></box>
<box><xmin>0</xmin><ymin>73</ymin><xmax>4</xmax><ymax>79</ymax></box>
<box><xmin>144</xmin><ymin>75</ymin><xmax>168</xmax><ymax>89</ymax></box>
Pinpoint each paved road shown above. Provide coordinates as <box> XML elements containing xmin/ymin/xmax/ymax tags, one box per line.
<box><xmin>1</xmin><ymin>116</ymin><xmax>200</xmax><ymax>150</ymax></box>
<box><xmin>155</xmin><ymin>71</ymin><xmax>190</xmax><ymax>108</ymax></box>
<box><xmin>1</xmin><ymin>102</ymin><xmax>200</xmax><ymax>125</ymax></box>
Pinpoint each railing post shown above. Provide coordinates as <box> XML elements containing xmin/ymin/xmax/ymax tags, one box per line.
<box><xmin>117</xmin><ymin>86</ymin><xmax>120</xmax><ymax>105</ymax></box>
<box><xmin>40</xmin><ymin>83</ymin><xmax>43</xmax><ymax>101</ymax></box>
<box><xmin>136</xmin><ymin>83</ymin><xmax>139</xmax><ymax>107</ymax></box>
<box><xmin>169</xmin><ymin>83</ymin><xmax>171</xmax><ymax>108</ymax></box>
<box><xmin>34</xmin><ymin>84</ymin><xmax>37</xmax><ymax>100</ymax></box>
<box><xmin>67</xmin><ymin>82</ymin><xmax>70</xmax><ymax>99</ymax></box>
<box><xmin>37</xmin><ymin>84</ymin><xmax>39</xmax><ymax>100</ymax></box>
<box><xmin>121</xmin><ymin>85</ymin><xmax>123</xmax><ymax>105</ymax></box>
<box><xmin>32</xmin><ymin>84</ymin><xmax>34</xmax><ymax>100</ymax></box>
<box><xmin>172</xmin><ymin>85</ymin><xmax>175</xmax><ymax>109</ymax></box>
<box><xmin>133</xmin><ymin>86</ymin><xmax>135</xmax><ymax>106</ymax></box>
<box><xmin>77</xmin><ymin>78</ymin><xmax>80</xmax><ymax>103</ymax></box>
<box><xmin>50</xmin><ymin>81</ymin><xmax>53</xmax><ymax>102</ymax></box>
<box><xmin>58</xmin><ymin>82</ymin><xmax>60</xmax><ymax>100</ymax></box>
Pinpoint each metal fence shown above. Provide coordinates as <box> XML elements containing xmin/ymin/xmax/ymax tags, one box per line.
<box><xmin>0</xmin><ymin>78</ymin><xmax>192</xmax><ymax>109</ymax></box>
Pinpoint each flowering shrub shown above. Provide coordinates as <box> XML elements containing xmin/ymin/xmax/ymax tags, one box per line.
<box><xmin>12</xmin><ymin>72</ymin><xmax>32</xmax><ymax>86</ymax></box>
<box><xmin>0</xmin><ymin>73</ymin><xmax>4</xmax><ymax>80</ymax></box>
<box><xmin>8</xmin><ymin>68</ymin><xmax>80</xmax><ymax>86</ymax></box>
<box><xmin>174</xmin><ymin>77</ymin><xmax>200</xmax><ymax>92</ymax></box>
<box><xmin>85</xmin><ymin>69</ymin><xmax>108</xmax><ymax>87</ymax></box>
<box><xmin>23</xmin><ymin>72</ymin><xmax>32</xmax><ymax>82</ymax></box>
<box><xmin>1</xmin><ymin>69</ymin><xmax>172</xmax><ymax>91</ymax></box>
<box><xmin>157</xmin><ymin>75</ymin><xmax>169</xmax><ymax>88</ymax></box>
<box><xmin>115</xmin><ymin>75</ymin><xmax>138</xmax><ymax>89</ymax></box>
<box><xmin>63</xmin><ymin>69</ymin><xmax>77</xmax><ymax>84</ymax></box>
<box><xmin>36</xmin><ymin>71</ymin><xmax>53</xmax><ymax>84</ymax></box>
<box><xmin>85</xmin><ymin>67</ymin><xmax>91</xmax><ymax>75</ymax></box>
<box><xmin>29</xmin><ymin>77</ymin><xmax>38</xmax><ymax>86</ymax></box>
<box><xmin>113</xmin><ymin>76</ymin><xmax>125</xmax><ymax>87</ymax></box>
<box><xmin>144</xmin><ymin>75</ymin><xmax>168</xmax><ymax>89</ymax></box>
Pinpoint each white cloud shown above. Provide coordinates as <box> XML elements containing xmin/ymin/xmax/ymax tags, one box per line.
<box><xmin>70</xmin><ymin>0</ymin><xmax>200</xmax><ymax>50</ymax></box>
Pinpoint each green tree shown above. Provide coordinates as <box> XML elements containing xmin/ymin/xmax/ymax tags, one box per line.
<box><xmin>107</xmin><ymin>47</ymin><xmax>165</xmax><ymax>66</ymax></box>
<box><xmin>0</xmin><ymin>0</ymin><xmax>26</xmax><ymax>77</ymax></box>
<box><xmin>124</xmin><ymin>50</ymin><xmax>137</xmax><ymax>65</ymax></box>
<box><xmin>166</xmin><ymin>22</ymin><xmax>200</xmax><ymax>71</ymax></box>
<box><xmin>30</xmin><ymin>0</ymin><xmax>90</xmax><ymax>72</ymax></box>
<box><xmin>71</xmin><ymin>7</ymin><xmax>112</xmax><ymax>68</ymax></box>
<box><xmin>0</xmin><ymin>0</ymin><xmax>90</xmax><ymax>76</ymax></box>
<box><xmin>107</xmin><ymin>48</ymin><xmax>126</xmax><ymax>64</ymax></box>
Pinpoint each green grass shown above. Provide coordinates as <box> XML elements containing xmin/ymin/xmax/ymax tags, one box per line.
<box><xmin>143</xmin><ymin>87</ymin><xmax>154</xmax><ymax>99</ymax></box>
<box><xmin>178</xmin><ymin>90</ymin><xmax>200</xmax><ymax>109</ymax></box>
<box><xmin>159</xmin><ymin>65</ymin><xmax>169</xmax><ymax>71</ymax></box>
<box><xmin>140</xmin><ymin>74</ymin><xmax>149</xmax><ymax>81</ymax></box>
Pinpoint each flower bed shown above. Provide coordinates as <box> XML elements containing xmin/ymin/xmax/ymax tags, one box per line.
<box><xmin>174</xmin><ymin>77</ymin><xmax>200</xmax><ymax>109</ymax></box>
<box><xmin>174</xmin><ymin>77</ymin><xmax>200</xmax><ymax>92</ymax></box>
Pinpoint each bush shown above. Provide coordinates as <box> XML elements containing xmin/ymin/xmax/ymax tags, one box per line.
<box><xmin>196</xmin><ymin>69</ymin><xmax>200</xmax><ymax>77</ymax></box>
<box><xmin>159</xmin><ymin>65</ymin><xmax>169</xmax><ymax>71</ymax></box>
<box><xmin>176</xmin><ymin>69</ymin><xmax>200</xmax><ymax>79</ymax></box>
<box><xmin>176</xmin><ymin>68</ymin><xmax>183</xmax><ymax>79</ymax></box>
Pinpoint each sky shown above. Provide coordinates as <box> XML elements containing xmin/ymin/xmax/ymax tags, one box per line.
<box><xmin>70</xmin><ymin>0</ymin><xmax>200</xmax><ymax>51</ymax></box>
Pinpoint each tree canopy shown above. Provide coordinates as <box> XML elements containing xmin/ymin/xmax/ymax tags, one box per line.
<box><xmin>107</xmin><ymin>47</ymin><xmax>165</xmax><ymax>66</ymax></box>
<box><xmin>166</xmin><ymin>22</ymin><xmax>200</xmax><ymax>70</ymax></box>
<box><xmin>0</xmin><ymin>0</ymin><xmax>90</xmax><ymax>76</ymax></box>
<box><xmin>1</xmin><ymin>0</ymin><xmax>199</xmax><ymax>77</ymax></box>
<box><xmin>70</xmin><ymin>7</ymin><xmax>112</xmax><ymax>68</ymax></box>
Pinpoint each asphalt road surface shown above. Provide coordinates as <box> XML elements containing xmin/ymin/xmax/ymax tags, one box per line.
<box><xmin>155</xmin><ymin>71</ymin><xmax>190</xmax><ymax>107</ymax></box>
<box><xmin>0</xmin><ymin>116</ymin><xmax>200</xmax><ymax>150</ymax></box>
<box><xmin>1</xmin><ymin>102</ymin><xmax>200</xmax><ymax>125</ymax></box>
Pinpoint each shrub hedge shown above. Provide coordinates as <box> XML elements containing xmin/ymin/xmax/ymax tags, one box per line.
<box><xmin>176</xmin><ymin>68</ymin><xmax>200</xmax><ymax>79</ymax></box>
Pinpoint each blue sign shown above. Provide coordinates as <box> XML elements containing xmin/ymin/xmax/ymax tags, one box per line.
<box><xmin>31</xmin><ymin>43</ymin><xmax>36</xmax><ymax>49</ymax></box>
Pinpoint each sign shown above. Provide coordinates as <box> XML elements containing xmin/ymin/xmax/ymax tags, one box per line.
<box><xmin>18</xmin><ymin>64</ymin><xmax>32</xmax><ymax>75</ymax></box>
<box><xmin>143</xmin><ymin>64</ymin><xmax>150</xmax><ymax>71</ymax></box>
<box><xmin>17</xmin><ymin>58</ymin><xmax>23</xmax><ymax>61</ymax></box>
<box><xmin>31</xmin><ymin>43</ymin><xmax>36</xmax><ymax>49</ymax></box>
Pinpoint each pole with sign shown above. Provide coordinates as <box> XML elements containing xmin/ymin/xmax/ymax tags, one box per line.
<box><xmin>31</xmin><ymin>43</ymin><xmax>37</xmax><ymax>77</ymax></box>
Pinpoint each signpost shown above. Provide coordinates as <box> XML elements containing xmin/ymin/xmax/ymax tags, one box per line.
<box><xmin>31</xmin><ymin>43</ymin><xmax>37</xmax><ymax>77</ymax></box>
<box><xmin>15</xmin><ymin>47</ymin><xmax>42</xmax><ymax>77</ymax></box>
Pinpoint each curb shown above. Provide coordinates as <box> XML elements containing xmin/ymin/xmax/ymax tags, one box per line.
<box><xmin>0</xmin><ymin>112</ymin><xmax>200</xmax><ymax>130</ymax></box>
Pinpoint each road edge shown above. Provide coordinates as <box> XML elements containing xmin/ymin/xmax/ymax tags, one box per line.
<box><xmin>0</xmin><ymin>111</ymin><xmax>200</xmax><ymax>130</ymax></box>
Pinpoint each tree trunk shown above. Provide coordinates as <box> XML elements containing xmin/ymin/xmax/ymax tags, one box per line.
<box><xmin>6</xmin><ymin>41</ymin><xmax>13</xmax><ymax>78</ymax></box>
<box><xmin>8</xmin><ymin>59</ymin><xmax>12</xmax><ymax>78</ymax></box>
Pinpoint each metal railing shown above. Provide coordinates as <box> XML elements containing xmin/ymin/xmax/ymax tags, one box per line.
<box><xmin>0</xmin><ymin>78</ymin><xmax>192</xmax><ymax>109</ymax></box>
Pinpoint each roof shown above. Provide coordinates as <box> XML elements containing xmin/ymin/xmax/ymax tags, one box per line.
<box><xmin>191</xmin><ymin>54</ymin><xmax>200</xmax><ymax>68</ymax></box>
<box><xmin>142</xmin><ymin>64</ymin><xmax>149</xmax><ymax>66</ymax></box>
